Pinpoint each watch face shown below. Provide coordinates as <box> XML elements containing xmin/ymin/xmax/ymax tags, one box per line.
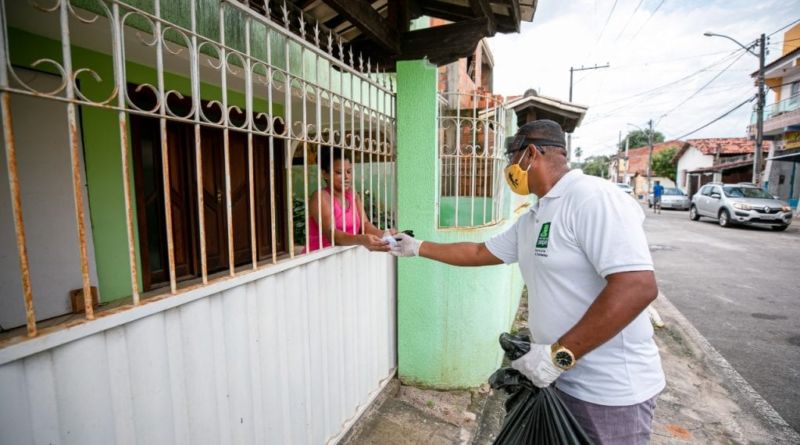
<box><xmin>555</xmin><ymin>351</ymin><xmax>574</xmax><ymax>368</ymax></box>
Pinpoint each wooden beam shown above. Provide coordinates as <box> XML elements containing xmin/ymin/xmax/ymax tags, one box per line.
<box><xmin>419</xmin><ymin>1</ymin><xmax>518</xmax><ymax>33</ymax></box>
<box><xmin>507</xmin><ymin>0</ymin><xmax>521</xmax><ymax>32</ymax></box>
<box><xmin>469</xmin><ymin>0</ymin><xmax>496</xmax><ymax>35</ymax></box>
<box><xmin>321</xmin><ymin>0</ymin><xmax>401</xmax><ymax>54</ymax></box>
<box><xmin>398</xmin><ymin>17</ymin><xmax>489</xmax><ymax>65</ymax></box>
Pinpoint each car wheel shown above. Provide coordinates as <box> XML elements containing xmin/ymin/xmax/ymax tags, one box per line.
<box><xmin>689</xmin><ymin>206</ymin><xmax>700</xmax><ymax>221</ymax></box>
<box><xmin>718</xmin><ymin>209</ymin><xmax>732</xmax><ymax>227</ymax></box>
<box><xmin>771</xmin><ymin>225</ymin><xmax>789</xmax><ymax>231</ymax></box>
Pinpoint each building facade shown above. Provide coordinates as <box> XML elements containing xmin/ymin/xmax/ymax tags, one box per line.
<box><xmin>0</xmin><ymin>1</ymin><xmax>536</xmax><ymax>443</ymax></box>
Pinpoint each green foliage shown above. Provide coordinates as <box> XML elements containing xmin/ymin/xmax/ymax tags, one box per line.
<box><xmin>582</xmin><ymin>155</ymin><xmax>610</xmax><ymax>178</ymax></box>
<box><xmin>651</xmin><ymin>147</ymin><xmax>678</xmax><ymax>181</ymax></box>
<box><xmin>619</xmin><ymin>129</ymin><xmax>665</xmax><ymax>151</ymax></box>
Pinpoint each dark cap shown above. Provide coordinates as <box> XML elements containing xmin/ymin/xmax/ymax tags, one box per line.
<box><xmin>516</xmin><ymin>120</ymin><xmax>566</xmax><ymax>148</ymax></box>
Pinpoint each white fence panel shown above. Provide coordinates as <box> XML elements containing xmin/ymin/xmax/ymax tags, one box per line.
<box><xmin>0</xmin><ymin>248</ymin><xmax>396</xmax><ymax>445</ymax></box>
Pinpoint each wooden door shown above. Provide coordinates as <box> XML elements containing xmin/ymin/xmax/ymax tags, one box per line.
<box><xmin>199</xmin><ymin>127</ymin><xmax>228</xmax><ymax>274</ymax></box>
<box><xmin>131</xmin><ymin>117</ymin><xmax>196</xmax><ymax>290</ymax></box>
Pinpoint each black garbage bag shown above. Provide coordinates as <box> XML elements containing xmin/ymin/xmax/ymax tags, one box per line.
<box><xmin>488</xmin><ymin>332</ymin><xmax>593</xmax><ymax>445</ymax></box>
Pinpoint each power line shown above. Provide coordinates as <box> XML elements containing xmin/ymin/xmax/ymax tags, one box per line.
<box><xmin>613</xmin><ymin>0</ymin><xmax>646</xmax><ymax>42</ymax></box>
<box><xmin>592</xmin><ymin>48</ymin><xmax>743</xmax><ymax>106</ymax></box>
<box><xmin>595</xmin><ymin>0</ymin><xmax>620</xmax><ymax>44</ymax></box>
<box><xmin>579</xmin><ymin>80</ymin><xmax>754</xmax><ymax>128</ymax></box>
<box><xmin>655</xmin><ymin>50</ymin><xmax>747</xmax><ymax>126</ymax></box>
<box><xmin>580</xmin><ymin>48</ymin><xmax>745</xmax><ymax>120</ymax></box>
<box><xmin>769</xmin><ymin>17</ymin><xmax>800</xmax><ymax>36</ymax></box>
<box><xmin>628</xmin><ymin>0</ymin><xmax>666</xmax><ymax>42</ymax></box>
<box><xmin>671</xmin><ymin>94</ymin><xmax>756</xmax><ymax>140</ymax></box>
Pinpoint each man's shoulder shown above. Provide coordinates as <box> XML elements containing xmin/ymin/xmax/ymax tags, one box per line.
<box><xmin>565</xmin><ymin>174</ymin><xmax>619</xmax><ymax>200</ymax></box>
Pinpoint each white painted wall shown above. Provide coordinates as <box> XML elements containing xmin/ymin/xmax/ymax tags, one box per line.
<box><xmin>0</xmin><ymin>70</ymin><xmax>98</xmax><ymax>329</ymax></box>
<box><xmin>676</xmin><ymin>146</ymin><xmax>713</xmax><ymax>189</ymax></box>
<box><xmin>0</xmin><ymin>248</ymin><xmax>396</xmax><ymax>444</ymax></box>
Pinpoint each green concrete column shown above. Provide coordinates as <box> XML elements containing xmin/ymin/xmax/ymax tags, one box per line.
<box><xmin>396</xmin><ymin>60</ymin><xmax>524</xmax><ymax>389</ymax></box>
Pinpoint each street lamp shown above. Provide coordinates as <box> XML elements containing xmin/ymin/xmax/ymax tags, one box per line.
<box><xmin>628</xmin><ymin>121</ymin><xmax>655</xmax><ymax>197</ymax></box>
<box><xmin>704</xmin><ymin>31</ymin><xmax>766</xmax><ymax>186</ymax></box>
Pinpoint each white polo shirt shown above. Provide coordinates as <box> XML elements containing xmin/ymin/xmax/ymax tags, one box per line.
<box><xmin>486</xmin><ymin>170</ymin><xmax>665</xmax><ymax>406</ymax></box>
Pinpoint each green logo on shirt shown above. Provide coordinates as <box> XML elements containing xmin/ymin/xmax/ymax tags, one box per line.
<box><xmin>536</xmin><ymin>222</ymin><xmax>551</xmax><ymax>249</ymax></box>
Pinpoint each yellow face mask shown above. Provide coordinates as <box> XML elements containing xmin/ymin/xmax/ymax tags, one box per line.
<box><xmin>504</xmin><ymin>149</ymin><xmax>532</xmax><ymax>195</ymax></box>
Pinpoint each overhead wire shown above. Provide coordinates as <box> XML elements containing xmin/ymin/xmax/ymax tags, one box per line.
<box><xmin>587</xmin><ymin>47</ymin><xmax>745</xmax><ymax>110</ymax></box>
<box><xmin>627</xmin><ymin>0</ymin><xmax>666</xmax><ymax>42</ymax></box>
<box><xmin>578</xmin><ymin>80</ymin><xmax>754</xmax><ymax>128</ymax></box>
<box><xmin>671</xmin><ymin>94</ymin><xmax>756</xmax><ymax>140</ymax></box>
<box><xmin>595</xmin><ymin>0</ymin><xmax>620</xmax><ymax>45</ymax></box>
<box><xmin>613</xmin><ymin>0</ymin><xmax>646</xmax><ymax>43</ymax></box>
<box><xmin>655</xmin><ymin>50</ymin><xmax>748</xmax><ymax>126</ymax></box>
<box><xmin>769</xmin><ymin>17</ymin><xmax>800</xmax><ymax>36</ymax></box>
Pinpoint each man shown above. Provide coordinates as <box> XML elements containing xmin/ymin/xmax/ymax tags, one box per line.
<box><xmin>391</xmin><ymin>120</ymin><xmax>665</xmax><ymax>444</ymax></box>
<box><xmin>653</xmin><ymin>180</ymin><xmax>664</xmax><ymax>214</ymax></box>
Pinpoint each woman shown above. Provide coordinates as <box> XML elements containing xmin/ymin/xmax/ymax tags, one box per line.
<box><xmin>306</xmin><ymin>146</ymin><xmax>391</xmax><ymax>253</ymax></box>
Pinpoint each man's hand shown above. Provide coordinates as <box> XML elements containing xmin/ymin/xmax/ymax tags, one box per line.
<box><xmin>360</xmin><ymin>234</ymin><xmax>391</xmax><ymax>252</ymax></box>
<box><xmin>511</xmin><ymin>343</ymin><xmax>564</xmax><ymax>388</ymax></box>
<box><xmin>390</xmin><ymin>233</ymin><xmax>422</xmax><ymax>257</ymax></box>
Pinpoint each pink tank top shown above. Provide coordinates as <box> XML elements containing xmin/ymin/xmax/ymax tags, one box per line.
<box><xmin>306</xmin><ymin>187</ymin><xmax>362</xmax><ymax>252</ymax></box>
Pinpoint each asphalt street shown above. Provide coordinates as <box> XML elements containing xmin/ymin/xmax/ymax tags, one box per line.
<box><xmin>643</xmin><ymin>204</ymin><xmax>800</xmax><ymax>432</ymax></box>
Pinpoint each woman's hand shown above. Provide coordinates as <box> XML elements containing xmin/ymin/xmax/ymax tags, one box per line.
<box><xmin>360</xmin><ymin>234</ymin><xmax>391</xmax><ymax>252</ymax></box>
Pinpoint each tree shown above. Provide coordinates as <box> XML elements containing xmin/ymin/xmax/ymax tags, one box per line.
<box><xmin>582</xmin><ymin>155</ymin><xmax>610</xmax><ymax>178</ymax></box>
<box><xmin>574</xmin><ymin>146</ymin><xmax>583</xmax><ymax>163</ymax></box>
<box><xmin>651</xmin><ymin>147</ymin><xmax>678</xmax><ymax>182</ymax></box>
<box><xmin>619</xmin><ymin>129</ymin><xmax>665</xmax><ymax>151</ymax></box>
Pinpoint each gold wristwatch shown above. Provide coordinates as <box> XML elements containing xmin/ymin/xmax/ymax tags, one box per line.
<box><xmin>551</xmin><ymin>342</ymin><xmax>576</xmax><ymax>370</ymax></box>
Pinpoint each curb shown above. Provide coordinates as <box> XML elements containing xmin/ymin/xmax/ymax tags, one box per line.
<box><xmin>654</xmin><ymin>293</ymin><xmax>800</xmax><ymax>443</ymax></box>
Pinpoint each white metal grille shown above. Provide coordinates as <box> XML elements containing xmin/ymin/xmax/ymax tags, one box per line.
<box><xmin>0</xmin><ymin>0</ymin><xmax>396</xmax><ymax>339</ymax></box>
<box><xmin>437</xmin><ymin>91</ymin><xmax>506</xmax><ymax>228</ymax></box>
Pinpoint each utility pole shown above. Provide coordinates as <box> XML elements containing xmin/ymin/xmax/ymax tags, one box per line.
<box><xmin>567</xmin><ymin>63</ymin><xmax>610</xmax><ymax>160</ymax></box>
<box><xmin>754</xmin><ymin>33</ymin><xmax>765</xmax><ymax>186</ymax></box>
<box><xmin>624</xmin><ymin>136</ymin><xmax>630</xmax><ymax>185</ymax></box>
<box><xmin>647</xmin><ymin>119</ymin><xmax>654</xmax><ymax>195</ymax></box>
<box><xmin>703</xmin><ymin>31</ymin><xmax>767</xmax><ymax>186</ymax></box>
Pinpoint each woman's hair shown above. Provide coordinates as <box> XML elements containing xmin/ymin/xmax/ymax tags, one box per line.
<box><xmin>319</xmin><ymin>145</ymin><xmax>348</xmax><ymax>172</ymax></box>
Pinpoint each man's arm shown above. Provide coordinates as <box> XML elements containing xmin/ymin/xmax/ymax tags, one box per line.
<box><xmin>558</xmin><ymin>270</ymin><xmax>658</xmax><ymax>359</ymax></box>
<box><xmin>397</xmin><ymin>239</ymin><xmax>504</xmax><ymax>266</ymax></box>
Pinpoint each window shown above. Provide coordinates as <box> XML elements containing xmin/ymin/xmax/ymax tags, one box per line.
<box><xmin>700</xmin><ymin>186</ymin><xmax>712</xmax><ymax>196</ymax></box>
<box><xmin>129</xmin><ymin>86</ymin><xmax>287</xmax><ymax>291</ymax></box>
<box><xmin>437</xmin><ymin>92</ymin><xmax>506</xmax><ymax>228</ymax></box>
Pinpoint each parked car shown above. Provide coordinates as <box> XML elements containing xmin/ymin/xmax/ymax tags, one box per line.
<box><xmin>689</xmin><ymin>183</ymin><xmax>793</xmax><ymax>231</ymax></box>
<box><xmin>615</xmin><ymin>183</ymin><xmax>634</xmax><ymax>196</ymax></box>
<box><xmin>648</xmin><ymin>187</ymin><xmax>690</xmax><ymax>210</ymax></box>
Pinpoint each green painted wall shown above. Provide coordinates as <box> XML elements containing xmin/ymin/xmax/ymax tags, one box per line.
<box><xmin>396</xmin><ymin>60</ymin><xmax>524</xmax><ymax>389</ymax></box>
<box><xmin>8</xmin><ymin>27</ymin><xmax>284</xmax><ymax>302</ymax></box>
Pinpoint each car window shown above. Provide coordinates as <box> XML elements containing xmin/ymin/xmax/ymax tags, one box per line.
<box><xmin>711</xmin><ymin>186</ymin><xmax>722</xmax><ymax>195</ymax></box>
<box><xmin>664</xmin><ymin>188</ymin><xmax>683</xmax><ymax>195</ymax></box>
<box><xmin>700</xmin><ymin>186</ymin><xmax>711</xmax><ymax>196</ymax></box>
<box><xmin>722</xmin><ymin>186</ymin><xmax>772</xmax><ymax>199</ymax></box>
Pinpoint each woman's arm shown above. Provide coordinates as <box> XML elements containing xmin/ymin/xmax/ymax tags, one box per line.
<box><xmin>354</xmin><ymin>193</ymin><xmax>388</xmax><ymax>237</ymax></box>
<box><xmin>309</xmin><ymin>190</ymin><xmax>389</xmax><ymax>251</ymax></box>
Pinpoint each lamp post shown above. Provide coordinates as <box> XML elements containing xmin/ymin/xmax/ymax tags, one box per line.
<box><xmin>628</xmin><ymin>121</ymin><xmax>654</xmax><ymax>197</ymax></box>
<box><xmin>704</xmin><ymin>31</ymin><xmax>766</xmax><ymax>186</ymax></box>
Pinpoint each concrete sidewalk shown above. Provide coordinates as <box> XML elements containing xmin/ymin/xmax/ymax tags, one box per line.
<box><xmin>340</xmin><ymin>293</ymin><xmax>800</xmax><ymax>444</ymax></box>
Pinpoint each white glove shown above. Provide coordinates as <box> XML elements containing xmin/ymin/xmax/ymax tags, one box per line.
<box><xmin>390</xmin><ymin>233</ymin><xmax>422</xmax><ymax>257</ymax></box>
<box><xmin>511</xmin><ymin>343</ymin><xmax>564</xmax><ymax>388</ymax></box>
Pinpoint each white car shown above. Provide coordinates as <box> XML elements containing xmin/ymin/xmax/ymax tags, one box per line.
<box><xmin>615</xmin><ymin>183</ymin><xmax>634</xmax><ymax>196</ymax></box>
<box><xmin>648</xmin><ymin>188</ymin><xmax>690</xmax><ymax>210</ymax></box>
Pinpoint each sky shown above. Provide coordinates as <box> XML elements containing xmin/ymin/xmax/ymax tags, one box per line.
<box><xmin>486</xmin><ymin>0</ymin><xmax>800</xmax><ymax>158</ymax></box>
